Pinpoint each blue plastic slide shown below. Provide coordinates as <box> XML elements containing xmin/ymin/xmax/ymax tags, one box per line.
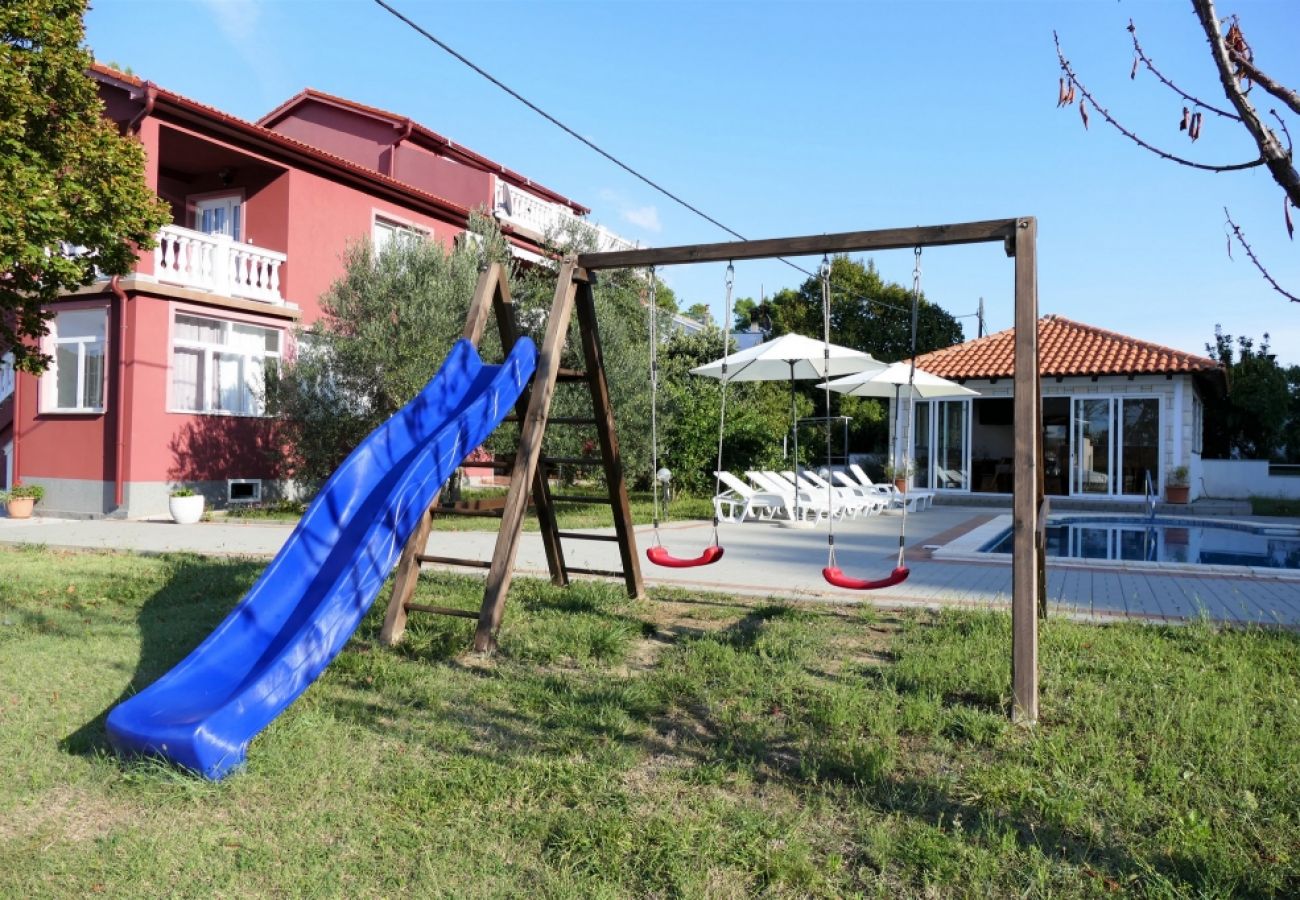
<box><xmin>107</xmin><ymin>337</ymin><xmax>537</xmax><ymax>779</ymax></box>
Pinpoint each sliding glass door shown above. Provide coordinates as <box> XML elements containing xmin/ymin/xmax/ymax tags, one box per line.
<box><xmin>1071</xmin><ymin>397</ymin><xmax>1160</xmax><ymax>497</ymax></box>
<box><xmin>912</xmin><ymin>399</ymin><xmax>970</xmax><ymax>491</ymax></box>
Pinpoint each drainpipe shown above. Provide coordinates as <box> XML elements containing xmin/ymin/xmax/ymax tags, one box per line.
<box><xmin>127</xmin><ymin>82</ymin><xmax>156</xmax><ymax>135</ymax></box>
<box><xmin>10</xmin><ymin>357</ymin><xmax>19</xmax><ymax>489</ymax></box>
<box><xmin>111</xmin><ymin>276</ymin><xmax>129</xmax><ymax>511</ymax></box>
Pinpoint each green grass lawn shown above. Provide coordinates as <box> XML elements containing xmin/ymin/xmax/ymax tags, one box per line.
<box><xmin>2</xmin><ymin>546</ymin><xmax>1298</xmax><ymax>897</ymax></box>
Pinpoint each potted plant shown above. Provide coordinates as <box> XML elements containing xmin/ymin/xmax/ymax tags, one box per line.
<box><xmin>1166</xmin><ymin>466</ymin><xmax>1190</xmax><ymax>505</ymax></box>
<box><xmin>882</xmin><ymin>462</ymin><xmax>913</xmax><ymax>494</ymax></box>
<box><xmin>1</xmin><ymin>482</ymin><xmax>44</xmax><ymax>519</ymax></box>
<box><xmin>169</xmin><ymin>486</ymin><xmax>205</xmax><ymax>524</ymax></box>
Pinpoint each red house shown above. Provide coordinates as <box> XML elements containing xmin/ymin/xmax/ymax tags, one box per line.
<box><xmin>0</xmin><ymin>67</ymin><xmax>632</xmax><ymax>518</ymax></box>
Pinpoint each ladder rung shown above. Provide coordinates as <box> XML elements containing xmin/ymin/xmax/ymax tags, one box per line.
<box><xmin>433</xmin><ymin>508</ymin><xmax>505</xmax><ymax>518</ymax></box>
<box><xmin>556</xmin><ymin>531</ymin><xmax>620</xmax><ymax>542</ymax></box>
<box><xmin>556</xmin><ymin>368</ymin><xmax>588</xmax><ymax>382</ymax></box>
<box><xmin>416</xmin><ymin>554</ymin><xmax>492</xmax><ymax>568</ymax></box>
<box><xmin>565</xmin><ymin>566</ymin><xmax>625</xmax><ymax>579</ymax></box>
<box><xmin>542</xmin><ymin>456</ymin><xmax>604</xmax><ymax>467</ymax></box>
<box><xmin>404</xmin><ymin>603</ymin><xmax>479</xmax><ymax>619</ymax></box>
<box><xmin>550</xmin><ymin>495</ymin><xmax>614</xmax><ymax>505</ymax></box>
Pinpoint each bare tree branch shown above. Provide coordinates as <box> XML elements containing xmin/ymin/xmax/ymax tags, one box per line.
<box><xmin>1271</xmin><ymin>109</ymin><xmax>1294</xmax><ymax>155</ymax></box>
<box><xmin>1224</xmin><ymin>207</ymin><xmax>1299</xmax><ymax>302</ymax></box>
<box><xmin>1055</xmin><ymin>31</ymin><xmax>1266</xmax><ymax>173</ymax></box>
<box><xmin>1229</xmin><ymin>49</ymin><xmax>1300</xmax><ymax>117</ymax></box>
<box><xmin>1128</xmin><ymin>18</ymin><xmax>1240</xmax><ymax>121</ymax></box>
<box><xmin>1192</xmin><ymin>0</ymin><xmax>1300</xmax><ymax>208</ymax></box>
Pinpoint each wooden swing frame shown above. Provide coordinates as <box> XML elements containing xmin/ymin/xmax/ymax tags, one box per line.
<box><xmin>383</xmin><ymin>216</ymin><xmax>1045</xmax><ymax>724</ymax></box>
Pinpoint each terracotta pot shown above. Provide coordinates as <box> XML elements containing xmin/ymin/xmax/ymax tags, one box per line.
<box><xmin>894</xmin><ymin>478</ymin><xmax>908</xmax><ymax>494</ymax></box>
<box><xmin>1166</xmin><ymin>485</ymin><xmax>1190</xmax><ymax>505</ymax></box>
<box><xmin>169</xmin><ymin>494</ymin><xmax>205</xmax><ymax>524</ymax></box>
<box><xmin>5</xmin><ymin>497</ymin><xmax>36</xmax><ymax>519</ymax></box>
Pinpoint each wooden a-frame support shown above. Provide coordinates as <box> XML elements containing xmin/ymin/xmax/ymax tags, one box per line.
<box><xmin>381</xmin><ymin>258</ymin><xmax>645</xmax><ymax>654</ymax></box>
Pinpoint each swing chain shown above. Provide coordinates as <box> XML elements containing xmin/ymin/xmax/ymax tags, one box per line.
<box><xmin>647</xmin><ymin>267</ymin><xmax>663</xmax><ymax>545</ymax></box>
<box><xmin>711</xmin><ymin>261</ymin><xmax>736</xmax><ymax>543</ymax></box>
<box><xmin>819</xmin><ymin>255</ymin><xmax>839</xmax><ymax>566</ymax></box>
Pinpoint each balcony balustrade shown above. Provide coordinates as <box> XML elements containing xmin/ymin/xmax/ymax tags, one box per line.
<box><xmin>493</xmin><ymin>182</ymin><xmax>637</xmax><ymax>254</ymax></box>
<box><xmin>153</xmin><ymin>224</ymin><xmax>286</xmax><ymax>305</ymax></box>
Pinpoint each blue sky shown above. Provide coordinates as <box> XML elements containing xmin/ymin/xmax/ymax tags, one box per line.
<box><xmin>86</xmin><ymin>0</ymin><xmax>1299</xmax><ymax>364</ymax></box>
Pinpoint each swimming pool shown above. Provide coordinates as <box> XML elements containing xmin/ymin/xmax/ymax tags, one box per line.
<box><xmin>979</xmin><ymin>516</ymin><xmax>1300</xmax><ymax>570</ymax></box>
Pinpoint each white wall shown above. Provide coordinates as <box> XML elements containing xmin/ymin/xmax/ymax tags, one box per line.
<box><xmin>1200</xmin><ymin>459</ymin><xmax>1300</xmax><ymax>500</ymax></box>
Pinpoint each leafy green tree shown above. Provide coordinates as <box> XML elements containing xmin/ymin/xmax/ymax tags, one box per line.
<box><xmin>1283</xmin><ymin>366</ymin><xmax>1300</xmax><ymax>463</ymax></box>
<box><xmin>273</xmin><ymin>213</ymin><xmax>503</xmax><ymax>489</ymax></box>
<box><xmin>682</xmin><ymin>303</ymin><xmax>712</xmax><ymax>325</ymax></box>
<box><xmin>766</xmin><ymin>256</ymin><xmax>964</xmax><ymax>362</ymax></box>
<box><xmin>1203</xmin><ymin>326</ymin><xmax>1291</xmax><ymax>459</ymax></box>
<box><xmin>1</xmin><ymin>0</ymin><xmax>169</xmax><ymax>371</ymax></box>
<box><xmin>761</xmin><ymin>255</ymin><xmax>964</xmax><ymax>457</ymax></box>
<box><xmin>655</xmin><ymin>325</ymin><xmax>793</xmax><ymax>494</ymax></box>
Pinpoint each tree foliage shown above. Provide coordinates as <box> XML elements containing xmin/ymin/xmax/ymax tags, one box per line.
<box><xmin>1203</xmin><ymin>325</ymin><xmax>1293</xmax><ymax>459</ymax></box>
<box><xmin>272</xmin><ymin>214</ymin><xmax>502</xmax><ymax>490</ymax></box>
<box><xmin>0</xmin><ymin>0</ymin><xmax>170</xmax><ymax>370</ymax></box>
<box><xmin>743</xmin><ymin>255</ymin><xmax>964</xmax><ymax>455</ymax></box>
<box><xmin>653</xmin><ymin>325</ymin><xmax>793</xmax><ymax>495</ymax></box>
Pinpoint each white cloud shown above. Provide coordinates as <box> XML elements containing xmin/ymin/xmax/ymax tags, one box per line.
<box><xmin>597</xmin><ymin>188</ymin><xmax>662</xmax><ymax>234</ymax></box>
<box><xmin>622</xmin><ymin>205</ymin><xmax>662</xmax><ymax>233</ymax></box>
<box><xmin>200</xmin><ymin>0</ymin><xmax>260</xmax><ymax>43</ymax></box>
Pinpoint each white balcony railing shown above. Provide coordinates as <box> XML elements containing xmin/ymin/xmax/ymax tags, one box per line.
<box><xmin>493</xmin><ymin>182</ymin><xmax>637</xmax><ymax>254</ymax></box>
<box><xmin>0</xmin><ymin>353</ymin><xmax>13</xmax><ymax>405</ymax></box>
<box><xmin>153</xmin><ymin>224</ymin><xmax>286</xmax><ymax>305</ymax></box>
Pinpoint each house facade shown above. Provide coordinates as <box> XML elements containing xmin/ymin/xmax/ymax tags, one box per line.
<box><xmin>891</xmin><ymin>316</ymin><xmax>1225</xmax><ymax>502</ymax></box>
<box><xmin>0</xmin><ymin>67</ymin><xmax>632</xmax><ymax>518</ymax></box>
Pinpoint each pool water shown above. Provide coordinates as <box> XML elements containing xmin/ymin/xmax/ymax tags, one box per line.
<box><xmin>980</xmin><ymin>516</ymin><xmax>1300</xmax><ymax>570</ymax></box>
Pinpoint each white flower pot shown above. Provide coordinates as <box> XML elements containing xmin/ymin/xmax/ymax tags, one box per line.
<box><xmin>169</xmin><ymin>494</ymin><xmax>205</xmax><ymax>525</ymax></box>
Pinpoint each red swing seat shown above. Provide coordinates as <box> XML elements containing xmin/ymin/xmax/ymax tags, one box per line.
<box><xmin>822</xmin><ymin>564</ymin><xmax>909</xmax><ymax>591</ymax></box>
<box><xmin>646</xmin><ymin>545</ymin><xmax>725</xmax><ymax>568</ymax></box>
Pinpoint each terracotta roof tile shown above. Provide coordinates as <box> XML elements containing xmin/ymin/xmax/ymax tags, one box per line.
<box><xmin>914</xmin><ymin>315</ymin><xmax>1221</xmax><ymax>379</ymax></box>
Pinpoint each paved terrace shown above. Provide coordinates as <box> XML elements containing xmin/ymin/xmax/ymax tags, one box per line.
<box><xmin>1</xmin><ymin>505</ymin><xmax>1297</xmax><ymax>627</ymax></box>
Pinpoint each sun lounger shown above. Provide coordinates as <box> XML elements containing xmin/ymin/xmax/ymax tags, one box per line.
<box><xmin>782</xmin><ymin>470</ymin><xmax>877</xmax><ymax>519</ymax></box>
<box><xmin>744</xmin><ymin>471</ymin><xmax>836</xmax><ymax>523</ymax></box>
<box><xmin>846</xmin><ymin>463</ymin><xmax>934</xmax><ymax>512</ymax></box>
<box><xmin>712</xmin><ymin>471</ymin><xmax>785</xmax><ymax>523</ymax></box>
<box><xmin>801</xmin><ymin>469</ymin><xmax>887</xmax><ymax>516</ymax></box>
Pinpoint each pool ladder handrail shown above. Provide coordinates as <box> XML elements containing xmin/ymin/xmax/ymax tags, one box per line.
<box><xmin>1143</xmin><ymin>471</ymin><xmax>1158</xmax><ymax>560</ymax></box>
<box><xmin>1144</xmin><ymin>470</ymin><xmax>1157</xmax><ymax>522</ymax></box>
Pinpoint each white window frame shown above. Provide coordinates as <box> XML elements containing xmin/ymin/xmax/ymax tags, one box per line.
<box><xmin>170</xmin><ymin>313</ymin><xmax>281</xmax><ymax>417</ymax></box>
<box><xmin>41</xmin><ymin>308</ymin><xmax>108</xmax><ymax>414</ymax></box>
<box><xmin>373</xmin><ymin>215</ymin><xmax>427</xmax><ymax>255</ymax></box>
<box><xmin>1069</xmin><ymin>394</ymin><xmax>1162</xmax><ymax>498</ymax></box>
<box><xmin>912</xmin><ymin>398</ymin><xmax>972</xmax><ymax>492</ymax></box>
<box><xmin>192</xmin><ymin>191</ymin><xmax>244</xmax><ymax>241</ymax></box>
<box><xmin>0</xmin><ymin>352</ymin><xmax>13</xmax><ymax>406</ymax></box>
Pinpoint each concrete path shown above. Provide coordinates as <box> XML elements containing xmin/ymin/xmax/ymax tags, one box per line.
<box><xmin>2</xmin><ymin>506</ymin><xmax>1297</xmax><ymax>627</ymax></box>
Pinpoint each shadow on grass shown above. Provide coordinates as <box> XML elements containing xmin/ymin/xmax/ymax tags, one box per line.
<box><xmin>61</xmin><ymin>554</ymin><xmax>262</xmax><ymax>757</ymax></box>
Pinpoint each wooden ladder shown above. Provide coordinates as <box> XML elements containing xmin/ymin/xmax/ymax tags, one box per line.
<box><xmin>380</xmin><ymin>257</ymin><xmax>644</xmax><ymax>654</ymax></box>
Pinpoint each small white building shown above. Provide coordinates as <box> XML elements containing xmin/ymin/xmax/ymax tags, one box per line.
<box><xmin>892</xmin><ymin>316</ymin><xmax>1225</xmax><ymax>502</ymax></box>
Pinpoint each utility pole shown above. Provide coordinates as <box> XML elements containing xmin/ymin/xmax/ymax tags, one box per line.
<box><xmin>977</xmin><ymin>297</ymin><xmax>986</xmax><ymax>338</ymax></box>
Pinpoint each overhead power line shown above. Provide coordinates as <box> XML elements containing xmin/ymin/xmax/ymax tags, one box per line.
<box><xmin>372</xmin><ymin>0</ymin><xmax>977</xmax><ymax>328</ymax></box>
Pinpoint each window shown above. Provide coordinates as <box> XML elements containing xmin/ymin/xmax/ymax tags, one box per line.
<box><xmin>44</xmin><ymin>308</ymin><xmax>107</xmax><ymax>412</ymax></box>
<box><xmin>195</xmin><ymin>194</ymin><xmax>242</xmax><ymax>240</ymax></box>
<box><xmin>373</xmin><ymin>217</ymin><xmax>424</xmax><ymax>255</ymax></box>
<box><xmin>1192</xmin><ymin>395</ymin><xmax>1204</xmax><ymax>455</ymax></box>
<box><xmin>172</xmin><ymin>313</ymin><xmax>281</xmax><ymax>415</ymax></box>
<box><xmin>0</xmin><ymin>352</ymin><xmax>13</xmax><ymax>405</ymax></box>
